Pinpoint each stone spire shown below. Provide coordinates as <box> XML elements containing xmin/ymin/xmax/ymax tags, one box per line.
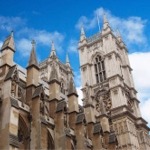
<box><xmin>80</xmin><ymin>26</ymin><xmax>86</xmax><ymax>42</ymax></box>
<box><xmin>50</xmin><ymin>41</ymin><xmax>57</xmax><ymax>57</ymax></box>
<box><xmin>49</xmin><ymin>64</ymin><xmax>59</xmax><ymax>82</ymax></box>
<box><xmin>68</xmin><ymin>77</ymin><xmax>77</xmax><ymax>96</ymax></box>
<box><xmin>1</xmin><ymin>31</ymin><xmax>15</xmax><ymax>52</ymax></box>
<box><xmin>28</xmin><ymin>40</ymin><xmax>38</xmax><ymax>68</ymax></box>
<box><xmin>66</xmin><ymin>53</ymin><xmax>70</xmax><ymax>67</ymax></box>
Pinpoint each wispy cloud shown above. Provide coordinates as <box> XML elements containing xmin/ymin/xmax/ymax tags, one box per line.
<box><xmin>0</xmin><ymin>16</ymin><xmax>26</xmax><ymax>32</ymax></box>
<box><xmin>16</xmin><ymin>38</ymin><xmax>32</xmax><ymax>57</ymax></box>
<box><xmin>16</xmin><ymin>28</ymin><xmax>65</xmax><ymax>57</ymax></box>
<box><xmin>67</xmin><ymin>39</ymin><xmax>78</xmax><ymax>53</ymax></box>
<box><xmin>0</xmin><ymin>16</ymin><xmax>65</xmax><ymax>57</ymax></box>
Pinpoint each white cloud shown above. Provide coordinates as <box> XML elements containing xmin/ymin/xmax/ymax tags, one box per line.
<box><xmin>15</xmin><ymin>28</ymin><xmax>65</xmax><ymax>57</ymax></box>
<box><xmin>129</xmin><ymin>52</ymin><xmax>150</xmax><ymax>126</ymax></box>
<box><xmin>140</xmin><ymin>99</ymin><xmax>150</xmax><ymax>126</ymax></box>
<box><xmin>16</xmin><ymin>38</ymin><xmax>32</xmax><ymax>57</ymax></box>
<box><xmin>0</xmin><ymin>16</ymin><xmax>25</xmax><ymax>32</ymax></box>
<box><xmin>76</xmin><ymin>7</ymin><xmax>147</xmax><ymax>46</ymax></box>
<box><xmin>129</xmin><ymin>52</ymin><xmax>150</xmax><ymax>92</ymax></box>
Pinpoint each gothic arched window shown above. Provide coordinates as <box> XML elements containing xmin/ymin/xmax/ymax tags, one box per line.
<box><xmin>18</xmin><ymin>116</ymin><xmax>29</xmax><ymax>149</ymax></box>
<box><xmin>94</xmin><ymin>55</ymin><xmax>106</xmax><ymax>83</ymax></box>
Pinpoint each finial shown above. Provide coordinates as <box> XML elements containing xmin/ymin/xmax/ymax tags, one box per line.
<box><xmin>103</xmin><ymin>13</ymin><xmax>108</xmax><ymax>24</ymax></box>
<box><xmin>27</xmin><ymin>40</ymin><xmax>38</xmax><ymax>68</ymax></box>
<box><xmin>80</xmin><ymin>25</ymin><xmax>86</xmax><ymax>42</ymax></box>
<box><xmin>81</xmin><ymin>25</ymin><xmax>85</xmax><ymax>35</ymax></box>
<box><xmin>31</xmin><ymin>39</ymin><xmax>36</xmax><ymax>48</ymax></box>
<box><xmin>51</xmin><ymin>41</ymin><xmax>55</xmax><ymax>51</ymax></box>
<box><xmin>66</xmin><ymin>53</ymin><xmax>71</xmax><ymax>67</ymax></box>
<box><xmin>50</xmin><ymin>41</ymin><xmax>56</xmax><ymax>57</ymax></box>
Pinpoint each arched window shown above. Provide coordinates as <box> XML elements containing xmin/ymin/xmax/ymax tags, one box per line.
<box><xmin>94</xmin><ymin>55</ymin><xmax>106</xmax><ymax>83</ymax></box>
<box><xmin>18</xmin><ymin>116</ymin><xmax>29</xmax><ymax>149</ymax></box>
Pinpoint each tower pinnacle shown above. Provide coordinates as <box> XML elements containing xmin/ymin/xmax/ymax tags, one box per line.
<box><xmin>1</xmin><ymin>31</ymin><xmax>15</xmax><ymax>52</ymax></box>
<box><xmin>66</xmin><ymin>53</ymin><xmax>70</xmax><ymax>67</ymax></box>
<box><xmin>28</xmin><ymin>40</ymin><xmax>38</xmax><ymax>68</ymax></box>
<box><xmin>102</xmin><ymin>13</ymin><xmax>110</xmax><ymax>31</ymax></box>
<box><xmin>50</xmin><ymin>41</ymin><xmax>57</xmax><ymax>57</ymax></box>
<box><xmin>80</xmin><ymin>26</ymin><xmax>86</xmax><ymax>42</ymax></box>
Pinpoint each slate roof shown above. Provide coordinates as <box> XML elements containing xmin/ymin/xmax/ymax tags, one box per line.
<box><xmin>4</xmin><ymin>65</ymin><xmax>16</xmax><ymax>81</ymax></box>
<box><xmin>9</xmin><ymin>134</ymin><xmax>19</xmax><ymax>148</ymax></box>
<box><xmin>109</xmin><ymin>132</ymin><xmax>118</xmax><ymax>144</ymax></box>
<box><xmin>32</xmin><ymin>85</ymin><xmax>44</xmax><ymax>99</ymax></box>
<box><xmin>56</xmin><ymin>100</ymin><xmax>67</xmax><ymax>112</ymax></box>
<box><xmin>93</xmin><ymin>123</ymin><xmax>102</xmax><ymax>134</ymax></box>
<box><xmin>76</xmin><ymin>113</ymin><xmax>86</xmax><ymax>124</ymax></box>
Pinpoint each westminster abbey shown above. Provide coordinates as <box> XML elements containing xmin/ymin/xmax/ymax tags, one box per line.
<box><xmin>0</xmin><ymin>15</ymin><xmax>150</xmax><ymax>150</ymax></box>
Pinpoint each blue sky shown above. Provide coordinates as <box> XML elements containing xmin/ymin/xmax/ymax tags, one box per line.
<box><xmin>0</xmin><ymin>0</ymin><xmax>150</xmax><ymax>125</ymax></box>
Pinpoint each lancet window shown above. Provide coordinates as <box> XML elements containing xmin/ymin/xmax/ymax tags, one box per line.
<box><xmin>94</xmin><ymin>55</ymin><xmax>106</xmax><ymax>83</ymax></box>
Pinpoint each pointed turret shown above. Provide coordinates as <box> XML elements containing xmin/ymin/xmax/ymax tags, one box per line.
<box><xmin>1</xmin><ymin>31</ymin><xmax>15</xmax><ymax>52</ymax></box>
<box><xmin>49</xmin><ymin>64</ymin><xmax>59</xmax><ymax>82</ymax></box>
<box><xmin>50</xmin><ymin>41</ymin><xmax>57</xmax><ymax>57</ymax></box>
<box><xmin>0</xmin><ymin>31</ymin><xmax>15</xmax><ymax>66</ymax></box>
<box><xmin>26</xmin><ymin>40</ymin><xmax>39</xmax><ymax>88</ymax></box>
<box><xmin>28</xmin><ymin>40</ymin><xmax>38</xmax><ymax>68</ymax></box>
<box><xmin>102</xmin><ymin>13</ymin><xmax>112</xmax><ymax>32</ymax></box>
<box><xmin>67</xmin><ymin>77</ymin><xmax>79</xmax><ymax>116</ymax></box>
<box><xmin>80</xmin><ymin>26</ymin><xmax>86</xmax><ymax>42</ymax></box>
<box><xmin>68</xmin><ymin>77</ymin><xmax>77</xmax><ymax>96</ymax></box>
<box><xmin>116</xmin><ymin>30</ymin><xmax>126</xmax><ymax>48</ymax></box>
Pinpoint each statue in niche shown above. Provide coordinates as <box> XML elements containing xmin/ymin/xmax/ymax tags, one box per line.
<box><xmin>84</xmin><ymin>83</ymin><xmax>92</xmax><ymax>105</ymax></box>
<box><xmin>40</xmin><ymin>92</ymin><xmax>50</xmax><ymax>118</ymax></box>
<box><xmin>11</xmin><ymin>80</ymin><xmax>16</xmax><ymax>97</ymax></box>
<box><xmin>18</xmin><ymin>87</ymin><xmax>26</xmax><ymax>104</ymax></box>
<box><xmin>125</xmin><ymin>91</ymin><xmax>133</xmax><ymax>109</ymax></box>
<box><xmin>11</xmin><ymin>69</ymin><xmax>19</xmax><ymax>97</ymax></box>
<box><xmin>64</xmin><ymin>113</ymin><xmax>71</xmax><ymax>136</ymax></box>
<box><xmin>95</xmin><ymin>90</ymin><xmax>112</xmax><ymax>114</ymax></box>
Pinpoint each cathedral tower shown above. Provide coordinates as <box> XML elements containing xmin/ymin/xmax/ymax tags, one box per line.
<box><xmin>78</xmin><ymin>15</ymin><xmax>150</xmax><ymax>149</ymax></box>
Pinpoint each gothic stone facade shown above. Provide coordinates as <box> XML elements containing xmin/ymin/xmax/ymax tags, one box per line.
<box><xmin>0</xmin><ymin>17</ymin><xmax>150</xmax><ymax>150</ymax></box>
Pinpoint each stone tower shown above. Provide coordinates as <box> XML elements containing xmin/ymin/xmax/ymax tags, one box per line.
<box><xmin>78</xmin><ymin>15</ymin><xmax>150</xmax><ymax>149</ymax></box>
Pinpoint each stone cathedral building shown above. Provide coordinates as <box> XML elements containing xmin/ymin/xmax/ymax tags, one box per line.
<box><xmin>0</xmin><ymin>16</ymin><xmax>150</xmax><ymax>150</ymax></box>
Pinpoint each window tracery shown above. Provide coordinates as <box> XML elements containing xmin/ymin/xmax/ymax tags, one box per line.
<box><xmin>94</xmin><ymin>55</ymin><xmax>106</xmax><ymax>83</ymax></box>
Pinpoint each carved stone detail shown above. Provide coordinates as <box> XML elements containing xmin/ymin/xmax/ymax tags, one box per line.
<box><xmin>95</xmin><ymin>89</ymin><xmax>112</xmax><ymax>114</ymax></box>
